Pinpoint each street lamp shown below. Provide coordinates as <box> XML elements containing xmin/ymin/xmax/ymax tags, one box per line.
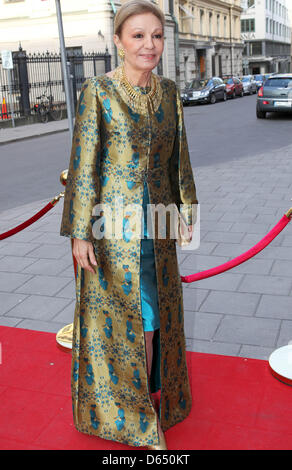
<box><xmin>55</xmin><ymin>0</ymin><xmax>74</xmax><ymax>141</ymax></box>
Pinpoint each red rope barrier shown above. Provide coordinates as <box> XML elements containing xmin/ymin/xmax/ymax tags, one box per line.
<box><xmin>181</xmin><ymin>214</ymin><xmax>291</xmax><ymax>283</ymax></box>
<box><xmin>1</xmin><ymin>192</ymin><xmax>291</xmax><ymax>287</ymax></box>
<box><xmin>0</xmin><ymin>195</ymin><xmax>63</xmax><ymax>241</ymax></box>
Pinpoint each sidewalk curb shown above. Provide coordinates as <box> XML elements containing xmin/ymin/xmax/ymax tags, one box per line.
<box><xmin>0</xmin><ymin>127</ymin><xmax>69</xmax><ymax>146</ymax></box>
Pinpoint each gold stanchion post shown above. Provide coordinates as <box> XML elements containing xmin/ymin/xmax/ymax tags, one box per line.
<box><xmin>56</xmin><ymin>170</ymin><xmax>74</xmax><ymax>351</ymax></box>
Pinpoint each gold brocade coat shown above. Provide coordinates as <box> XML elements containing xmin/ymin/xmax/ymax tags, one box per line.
<box><xmin>60</xmin><ymin>72</ymin><xmax>198</xmax><ymax>447</ymax></box>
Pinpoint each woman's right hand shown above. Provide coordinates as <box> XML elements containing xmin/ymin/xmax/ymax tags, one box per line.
<box><xmin>72</xmin><ymin>238</ymin><xmax>97</xmax><ymax>274</ymax></box>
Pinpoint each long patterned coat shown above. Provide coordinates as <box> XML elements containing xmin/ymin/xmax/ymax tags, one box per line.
<box><xmin>60</xmin><ymin>69</ymin><xmax>198</xmax><ymax>447</ymax></box>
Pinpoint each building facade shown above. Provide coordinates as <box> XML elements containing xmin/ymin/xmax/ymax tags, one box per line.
<box><xmin>240</xmin><ymin>0</ymin><xmax>291</xmax><ymax>74</ymax></box>
<box><xmin>175</xmin><ymin>0</ymin><xmax>244</xmax><ymax>88</ymax></box>
<box><xmin>0</xmin><ymin>0</ymin><xmax>178</xmax><ymax>81</ymax></box>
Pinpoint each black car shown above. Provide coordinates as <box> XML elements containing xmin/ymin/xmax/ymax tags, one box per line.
<box><xmin>181</xmin><ymin>77</ymin><xmax>227</xmax><ymax>105</ymax></box>
<box><xmin>256</xmin><ymin>73</ymin><xmax>292</xmax><ymax>119</ymax></box>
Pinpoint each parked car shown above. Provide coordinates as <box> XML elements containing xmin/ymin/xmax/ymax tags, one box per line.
<box><xmin>241</xmin><ymin>75</ymin><xmax>257</xmax><ymax>95</ymax></box>
<box><xmin>223</xmin><ymin>76</ymin><xmax>244</xmax><ymax>99</ymax></box>
<box><xmin>254</xmin><ymin>74</ymin><xmax>265</xmax><ymax>90</ymax></box>
<box><xmin>181</xmin><ymin>77</ymin><xmax>227</xmax><ymax>105</ymax></box>
<box><xmin>256</xmin><ymin>73</ymin><xmax>292</xmax><ymax>119</ymax></box>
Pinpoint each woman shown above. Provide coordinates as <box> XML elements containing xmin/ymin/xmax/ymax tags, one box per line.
<box><xmin>60</xmin><ymin>0</ymin><xmax>198</xmax><ymax>450</ymax></box>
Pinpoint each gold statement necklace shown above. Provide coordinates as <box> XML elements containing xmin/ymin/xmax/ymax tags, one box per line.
<box><xmin>114</xmin><ymin>64</ymin><xmax>162</xmax><ymax>115</ymax></box>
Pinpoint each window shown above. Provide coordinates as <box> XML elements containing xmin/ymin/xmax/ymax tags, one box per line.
<box><xmin>200</xmin><ymin>10</ymin><xmax>204</xmax><ymax>35</ymax></box>
<box><xmin>265</xmin><ymin>78</ymin><xmax>292</xmax><ymax>87</ymax></box>
<box><xmin>241</xmin><ymin>18</ymin><xmax>255</xmax><ymax>32</ymax></box>
<box><xmin>223</xmin><ymin>78</ymin><xmax>234</xmax><ymax>84</ymax></box>
<box><xmin>250</xmin><ymin>42</ymin><xmax>262</xmax><ymax>55</ymax></box>
<box><xmin>217</xmin><ymin>14</ymin><xmax>220</xmax><ymax>36</ymax></box>
<box><xmin>187</xmin><ymin>79</ymin><xmax>210</xmax><ymax>90</ymax></box>
<box><xmin>248</xmin><ymin>0</ymin><xmax>255</xmax><ymax>7</ymax></box>
<box><xmin>209</xmin><ymin>12</ymin><xmax>213</xmax><ymax>36</ymax></box>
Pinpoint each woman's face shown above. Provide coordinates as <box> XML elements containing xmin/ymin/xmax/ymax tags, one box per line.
<box><xmin>114</xmin><ymin>12</ymin><xmax>164</xmax><ymax>73</ymax></box>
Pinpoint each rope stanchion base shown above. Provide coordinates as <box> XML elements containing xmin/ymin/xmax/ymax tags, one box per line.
<box><xmin>56</xmin><ymin>323</ymin><xmax>73</xmax><ymax>352</ymax></box>
<box><xmin>268</xmin><ymin>345</ymin><xmax>292</xmax><ymax>387</ymax></box>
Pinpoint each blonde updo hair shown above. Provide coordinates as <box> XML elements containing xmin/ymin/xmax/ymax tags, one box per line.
<box><xmin>114</xmin><ymin>0</ymin><xmax>165</xmax><ymax>38</ymax></box>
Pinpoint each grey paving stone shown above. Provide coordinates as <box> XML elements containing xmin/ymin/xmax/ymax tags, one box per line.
<box><xmin>58</xmin><ymin>265</ymin><xmax>75</xmax><ymax>278</ymax></box>
<box><xmin>180</xmin><ymin>253</ymin><xmax>229</xmax><ymax>271</ymax></box>
<box><xmin>0</xmin><ymin>242</ymin><xmax>42</xmax><ymax>256</ymax></box>
<box><xmin>276</xmin><ymin>320</ymin><xmax>292</xmax><ymax>347</ymax></box>
<box><xmin>0</xmin><ymin>271</ymin><xmax>33</xmax><ymax>292</ymax></box>
<box><xmin>15</xmin><ymin>319</ymin><xmax>66</xmax><ymax>333</ymax></box>
<box><xmin>231</xmin><ymin>258</ymin><xmax>273</xmax><ymax>275</ymax></box>
<box><xmin>21</xmin><ymin>258</ymin><xmax>73</xmax><ymax>276</ymax></box>
<box><xmin>282</xmin><ymin>235</ymin><xmax>292</xmax><ymax>247</ymax></box>
<box><xmin>219</xmin><ymin>212</ymin><xmax>256</xmax><ymax>223</ymax></box>
<box><xmin>240</xmin><ymin>232</ymin><xmax>283</xmax><ymax>247</ymax></box>
<box><xmin>198</xmin><ymin>203</ymin><xmax>215</xmax><ymax>213</ymax></box>
<box><xmin>192</xmin><ymin>241</ymin><xmax>217</xmax><ymax>255</ymax></box>
<box><xmin>200</xmin><ymin>221</ymin><xmax>233</xmax><ymax>232</ymax></box>
<box><xmin>24</xmin><ymin>243</ymin><xmax>72</xmax><ymax>259</ymax></box>
<box><xmin>238</xmin><ymin>274</ymin><xmax>292</xmax><ymax>296</ymax></box>
<box><xmin>186</xmin><ymin>338</ymin><xmax>241</xmax><ymax>356</ymax></box>
<box><xmin>212</xmin><ymin>243</ymin><xmax>259</xmax><ymax>258</ymax></box>
<box><xmin>244</xmin><ymin>206</ymin><xmax>278</xmax><ymax>216</ymax></box>
<box><xmin>14</xmin><ymin>274</ymin><xmax>72</xmax><ymax>296</ymax></box>
<box><xmin>51</xmin><ymin>300</ymin><xmax>75</xmax><ymax>324</ymax></box>
<box><xmin>188</xmin><ymin>272</ymin><xmax>243</xmax><ymax>292</ymax></box>
<box><xmin>0</xmin><ymin>256</ymin><xmax>37</xmax><ymax>273</ymax></box>
<box><xmin>214</xmin><ymin>315</ymin><xmax>280</xmax><ymax>347</ymax></box>
<box><xmin>176</xmin><ymin>251</ymin><xmax>189</xmax><ymax>264</ymax></box>
<box><xmin>34</xmin><ymin>222</ymin><xmax>64</xmax><ymax>233</ymax></box>
<box><xmin>270</xmin><ymin>259</ymin><xmax>292</xmax><ymax>277</ymax></box>
<box><xmin>203</xmin><ymin>231</ymin><xmax>245</xmax><ymax>244</ymax></box>
<box><xmin>238</xmin><ymin>345</ymin><xmax>275</xmax><ymax>361</ymax></box>
<box><xmin>0</xmin><ymin>292</ymin><xmax>28</xmax><ymax>316</ymax></box>
<box><xmin>1</xmin><ymin>230</ymin><xmax>45</xmax><ymax>243</ymax></box>
<box><xmin>182</xmin><ymin>288</ymin><xmax>209</xmax><ymax>311</ymax></box>
<box><xmin>211</xmin><ymin>202</ymin><xmax>247</xmax><ymax>212</ymax></box>
<box><xmin>254</xmin><ymin>213</ymin><xmax>285</xmax><ymax>225</ymax></box>
<box><xmin>30</xmin><ymin>214</ymin><xmax>62</xmax><ymax>227</ymax></box>
<box><xmin>184</xmin><ymin>310</ymin><xmax>222</xmax><ymax>340</ymax></box>
<box><xmin>0</xmin><ymin>316</ymin><xmax>22</xmax><ymax>327</ymax></box>
<box><xmin>199</xmin><ymin>291</ymin><xmax>260</xmax><ymax>316</ymax></box>
<box><xmin>25</xmin><ymin>232</ymin><xmax>69</xmax><ymax>245</ymax></box>
<box><xmin>229</xmin><ymin>222</ymin><xmax>271</xmax><ymax>234</ymax></box>
<box><xmin>201</xmin><ymin>211</ymin><xmax>225</xmax><ymax>221</ymax></box>
<box><xmin>54</xmin><ymin>279</ymin><xmax>76</xmax><ymax>299</ymax></box>
<box><xmin>255</xmin><ymin>245</ymin><xmax>292</xmax><ymax>261</ymax></box>
<box><xmin>4</xmin><ymin>294</ymin><xmax>72</xmax><ymax>320</ymax></box>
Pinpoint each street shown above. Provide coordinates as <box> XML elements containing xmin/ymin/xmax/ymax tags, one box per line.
<box><xmin>1</xmin><ymin>93</ymin><xmax>292</xmax><ymax>212</ymax></box>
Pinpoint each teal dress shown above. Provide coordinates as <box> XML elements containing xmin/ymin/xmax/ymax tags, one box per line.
<box><xmin>140</xmin><ymin>179</ymin><xmax>160</xmax><ymax>332</ymax></box>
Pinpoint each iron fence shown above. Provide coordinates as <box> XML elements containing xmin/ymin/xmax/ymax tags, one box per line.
<box><xmin>0</xmin><ymin>46</ymin><xmax>111</xmax><ymax>121</ymax></box>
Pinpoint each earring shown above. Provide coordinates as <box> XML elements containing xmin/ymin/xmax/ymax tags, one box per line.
<box><xmin>118</xmin><ymin>48</ymin><xmax>125</xmax><ymax>61</ymax></box>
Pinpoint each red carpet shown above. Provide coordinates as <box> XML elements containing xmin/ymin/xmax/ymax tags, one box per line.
<box><xmin>0</xmin><ymin>325</ymin><xmax>291</xmax><ymax>450</ymax></box>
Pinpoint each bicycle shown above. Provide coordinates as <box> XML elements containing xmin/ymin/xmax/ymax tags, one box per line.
<box><xmin>33</xmin><ymin>88</ymin><xmax>63</xmax><ymax>123</ymax></box>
